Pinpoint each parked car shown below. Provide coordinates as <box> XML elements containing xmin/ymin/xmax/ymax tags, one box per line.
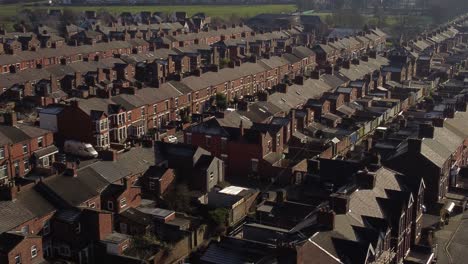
<box><xmin>64</xmin><ymin>140</ymin><xmax>99</xmax><ymax>158</ymax></box>
<box><xmin>167</xmin><ymin>135</ymin><xmax>178</xmax><ymax>143</ymax></box>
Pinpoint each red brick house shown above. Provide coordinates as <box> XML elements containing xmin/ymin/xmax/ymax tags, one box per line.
<box><xmin>0</xmin><ymin>232</ymin><xmax>44</xmax><ymax>264</ymax></box>
<box><xmin>0</xmin><ymin>113</ymin><xmax>57</xmax><ymax>180</ymax></box>
<box><xmin>101</xmin><ymin>179</ymin><xmax>142</xmax><ymax>214</ymax></box>
<box><xmin>186</xmin><ymin>115</ymin><xmax>286</xmax><ymax>180</ymax></box>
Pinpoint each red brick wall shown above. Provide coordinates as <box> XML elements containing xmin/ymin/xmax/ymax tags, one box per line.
<box><xmin>57</xmin><ymin>105</ymin><xmax>94</xmax><ymax>145</ymax></box>
<box><xmin>5</xmin><ymin>236</ymin><xmax>43</xmax><ymax>264</ymax></box>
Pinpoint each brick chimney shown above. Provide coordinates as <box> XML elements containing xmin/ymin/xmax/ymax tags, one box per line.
<box><xmin>330</xmin><ymin>194</ymin><xmax>349</xmax><ymax>214</ymax></box>
<box><xmin>355</xmin><ymin>170</ymin><xmax>376</xmax><ymax>189</ymax></box>
<box><xmin>0</xmin><ymin>182</ymin><xmax>18</xmax><ymax>201</ymax></box>
<box><xmin>277</xmin><ymin>83</ymin><xmax>288</xmax><ymax>93</ymax></box>
<box><xmin>74</xmin><ymin>71</ymin><xmax>82</xmax><ymax>88</ymax></box>
<box><xmin>342</xmin><ymin>60</ymin><xmax>351</xmax><ymax>69</ymax></box>
<box><xmin>97</xmin><ymin>68</ymin><xmax>106</xmax><ymax>83</ymax></box>
<box><xmin>310</xmin><ymin>70</ymin><xmax>320</xmax><ymax>79</ymax></box>
<box><xmin>3</xmin><ymin>112</ymin><xmax>17</xmax><ymax>126</ymax></box>
<box><xmin>294</xmin><ymin>75</ymin><xmax>305</xmax><ymax>85</ymax></box>
<box><xmin>50</xmin><ymin>75</ymin><xmax>58</xmax><ymax>92</ymax></box>
<box><xmin>65</xmin><ymin>162</ymin><xmax>78</xmax><ymax>177</ymax></box>
<box><xmin>418</xmin><ymin>123</ymin><xmax>435</xmax><ymax>138</ymax></box>
<box><xmin>408</xmin><ymin>138</ymin><xmax>422</xmax><ymax>153</ymax></box>
<box><xmin>70</xmin><ymin>99</ymin><xmax>79</xmax><ymax>108</ymax></box>
<box><xmin>317</xmin><ymin>208</ymin><xmax>335</xmax><ymax>231</ymax></box>
<box><xmin>239</xmin><ymin>120</ymin><xmax>244</xmax><ymax>137</ymax></box>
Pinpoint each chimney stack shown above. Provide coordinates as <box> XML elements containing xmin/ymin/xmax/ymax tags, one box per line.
<box><xmin>0</xmin><ymin>182</ymin><xmax>18</xmax><ymax>201</ymax></box>
<box><xmin>355</xmin><ymin>170</ymin><xmax>376</xmax><ymax>189</ymax></box>
<box><xmin>418</xmin><ymin>123</ymin><xmax>435</xmax><ymax>138</ymax></box>
<box><xmin>330</xmin><ymin>194</ymin><xmax>349</xmax><ymax>214</ymax></box>
<box><xmin>317</xmin><ymin>208</ymin><xmax>335</xmax><ymax>231</ymax></box>
<box><xmin>3</xmin><ymin>112</ymin><xmax>17</xmax><ymax>126</ymax></box>
<box><xmin>239</xmin><ymin>120</ymin><xmax>244</xmax><ymax>137</ymax></box>
<box><xmin>408</xmin><ymin>138</ymin><xmax>422</xmax><ymax>153</ymax></box>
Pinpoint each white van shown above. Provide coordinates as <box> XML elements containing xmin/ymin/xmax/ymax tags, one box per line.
<box><xmin>64</xmin><ymin>140</ymin><xmax>99</xmax><ymax>158</ymax></box>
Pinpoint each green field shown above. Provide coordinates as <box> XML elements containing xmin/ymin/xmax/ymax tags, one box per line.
<box><xmin>0</xmin><ymin>3</ymin><xmax>297</xmax><ymax>30</ymax></box>
<box><xmin>0</xmin><ymin>3</ymin><xmax>297</xmax><ymax>19</ymax></box>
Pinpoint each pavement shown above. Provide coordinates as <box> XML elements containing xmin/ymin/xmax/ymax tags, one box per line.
<box><xmin>435</xmin><ymin>210</ymin><xmax>468</xmax><ymax>264</ymax></box>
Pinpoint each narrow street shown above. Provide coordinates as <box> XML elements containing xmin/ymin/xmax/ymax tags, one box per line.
<box><xmin>436</xmin><ymin>210</ymin><xmax>468</xmax><ymax>264</ymax></box>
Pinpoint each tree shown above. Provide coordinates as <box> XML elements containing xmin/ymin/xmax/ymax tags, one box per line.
<box><xmin>219</xmin><ymin>58</ymin><xmax>230</xmax><ymax>69</ymax></box>
<box><xmin>208</xmin><ymin>208</ymin><xmax>229</xmax><ymax>235</ymax></box>
<box><xmin>164</xmin><ymin>183</ymin><xmax>192</xmax><ymax>213</ymax></box>
<box><xmin>126</xmin><ymin>234</ymin><xmax>168</xmax><ymax>260</ymax></box>
<box><xmin>215</xmin><ymin>93</ymin><xmax>227</xmax><ymax>111</ymax></box>
<box><xmin>334</xmin><ymin>0</ymin><xmax>346</xmax><ymax>10</ymax></box>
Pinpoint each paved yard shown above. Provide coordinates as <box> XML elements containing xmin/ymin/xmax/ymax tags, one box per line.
<box><xmin>435</xmin><ymin>210</ymin><xmax>468</xmax><ymax>264</ymax></box>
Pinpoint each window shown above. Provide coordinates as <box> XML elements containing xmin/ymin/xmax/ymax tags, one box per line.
<box><xmin>251</xmin><ymin>159</ymin><xmax>259</xmax><ymax>172</ymax></box>
<box><xmin>117</xmin><ymin>113</ymin><xmax>125</xmax><ymax>124</ymax></box>
<box><xmin>59</xmin><ymin>245</ymin><xmax>71</xmax><ymax>256</ymax></box>
<box><xmin>141</xmin><ymin>106</ymin><xmax>145</xmax><ymax>116</ymax></box>
<box><xmin>153</xmin><ymin>104</ymin><xmax>157</xmax><ymax>114</ymax></box>
<box><xmin>37</xmin><ymin>137</ymin><xmax>43</xmax><ymax>148</ymax></box>
<box><xmin>0</xmin><ymin>147</ymin><xmax>4</xmax><ymax>159</ymax></box>
<box><xmin>43</xmin><ymin>220</ymin><xmax>50</xmax><ymax>235</ymax></box>
<box><xmin>277</xmin><ymin>134</ymin><xmax>281</xmax><ymax>146</ymax></box>
<box><xmin>15</xmin><ymin>255</ymin><xmax>21</xmax><ymax>264</ymax></box>
<box><xmin>209</xmin><ymin>172</ymin><xmax>214</xmax><ymax>181</ymax></box>
<box><xmin>108</xmin><ymin>201</ymin><xmax>114</xmax><ymax>210</ymax></box>
<box><xmin>165</xmin><ymin>101</ymin><xmax>169</xmax><ymax>110</ymax></box>
<box><xmin>31</xmin><ymin>246</ymin><xmax>37</xmax><ymax>258</ymax></box>
<box><xmin>24</xmin><ymin>159</ymin><xmax>29</xmax><ymax>173</ymax></box>
<box><xmin>99</xmin><ymin>119</ymin><xmax>108</xmax><ymax>131</ymax></box>
<box><xmin>175</xmin><ymin>98</ymin><xmax>179</xmax><ymax>108</ymax></box>
<box><xmin>22</xmin><ymin>144</ymin><xmax>28</xmax><ymax>154</ymax></box>
<box><xmin>75</xmin><ymin>223</ymin><xmax>81</xmax><ymax>234</ymax></box>
<box><xmin>88</xmin><ymin>202</ymin><xmax>96</xmax><ymax>208</ymax></box>
<box><xmin>127</xmin><ymin>112</ymin><xmax>132</xmax><ymax>122</ymax></box>
<box><xmin>21</xmin><ymin>225</ymin><xmax>29</xmax><ymax>235</ymax></box>
<box><xmin>0</xmin><ymin>165</ymin><xmax>7</xmax><ymax>179</ymax></box>
<box><xmin>120</xmin><ymin>198</ymin><xmax>127</xmax><ymax>208</ymax></box>
<box><xmin>42</xmin><ymin>156</ymin><xmax>50</xmax><ymax>167</ymax></box>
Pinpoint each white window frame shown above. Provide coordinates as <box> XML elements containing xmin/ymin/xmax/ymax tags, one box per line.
<box><xmin>22</xmin><ymin>144</ymin><xmax>28</xmax><ymax>154</ymax></box>
<box><xmin>0</xmin><ymin>164</ymin><xmax>8</xmax><ymax>179</ymax></box>
<box><xmin>120</xmin><ymin>198</ymin><xmax>127</xmax><ymax>208</ymax></box>
<box><xmin>42</xmin><ymin>156</ymin><xmax>50</xmax><ymax>167</ymax></box>
<box><xmin>15</xmin><ymin>255</ymin><xmax>21</xmax><ymax>264</ymax></box>
<box><xmin>37</xmin><ymin>137</ymin><xmax>44</xmax><ymax>148</ymax></box>
<box><xmin>31</xmin><ymin>245</ymin><xmax>37</xmax><ymax>258</ymax></box>
<box><xmin>24</xmin><ymin>159</ymin><xmax>29</xmax><ymax>173</ymax></box>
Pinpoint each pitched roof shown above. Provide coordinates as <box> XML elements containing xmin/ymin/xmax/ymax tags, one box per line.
<box><xmin>0</xmin><ymin>187</ymin><xmax>57</xmax><ymax>233</ymax></box>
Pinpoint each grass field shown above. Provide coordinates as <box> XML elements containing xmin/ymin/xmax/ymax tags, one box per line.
<box><xmin>0</xmin><ymin>3</ymin><xmax>297</xmax><ymax>19</ymax></box>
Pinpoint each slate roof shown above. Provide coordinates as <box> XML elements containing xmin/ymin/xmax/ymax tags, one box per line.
<box><xmin>309</xmin><ymin>167</ymin><xmax>410</xmax><ymax>263</ymax></box>
<box><xmin>0</xmin><ymin>232</ymin><xmax>29</xmax><ymax>253</ymax></box>
<box><xmin>0</xmin><ymin>187</ymin><xmax>57</xmax><ymax>233</ymax></box>
<box><xmin>0</xmin><ymin>123</ymin><xmax>50</xmax><ymax>146</ymax></box>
